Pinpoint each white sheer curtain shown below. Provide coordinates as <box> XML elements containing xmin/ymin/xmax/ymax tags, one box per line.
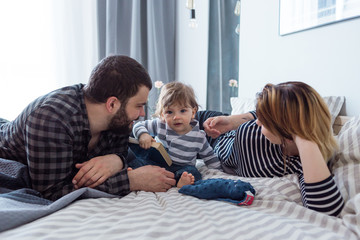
<box><xmin>0</xmin><ymin>0</ymin><xmax>98</xmax><ymax>121</ymax></box>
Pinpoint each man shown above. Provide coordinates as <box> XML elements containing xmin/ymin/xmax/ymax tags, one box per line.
<box><xmin>0</xmin><ymin>55</ymin><xmax>176</xmax><ymax>201</ymax></box>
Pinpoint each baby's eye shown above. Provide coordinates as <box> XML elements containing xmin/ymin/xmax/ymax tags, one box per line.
<box><xmin>166</xmin><ymin>110</ymin><xmax>173</xmax><ymax>114</ymax></box>
<box><xmin>180</xmin><ymin>109</ymin><xmax>187</xmax><ymax>113</ymax></box>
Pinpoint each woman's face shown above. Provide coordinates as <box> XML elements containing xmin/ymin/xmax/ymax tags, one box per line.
<box><xmin>256</xmin><ymin>119</ymin><xmax>282</xmax><ymax>144</ymax></box>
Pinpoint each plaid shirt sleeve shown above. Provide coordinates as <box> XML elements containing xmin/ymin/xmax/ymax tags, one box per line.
<box><xmin>25</xmin><ymin>106</ymin><xmax>130</xmax><ymax>201</ymax></box>
<box><xmin>91</xmin><ymin>132</ymin><xmax>131</xmax><ymax>198</ymax></box>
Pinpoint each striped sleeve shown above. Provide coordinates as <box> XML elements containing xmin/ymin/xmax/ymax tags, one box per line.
<box><xmin>132</xmin><ymin>119</ymin><xmax>158</xmax><ymax>139</ymax></box>
<box><xmin>198</xmin><ymin>137</ymin><xmax>222</xmax><ymax>170</ymax></box>
<box><xmin>299</xmin><ymin>174</ymin><xmax>344</xmax><ymax>216</ymax></box>
<box><xmin>249</xmin><ymin>110</ymin><xmax>257</xmax><ymax>119</ymax></box>
<box><xmin>214</xmin><ymin>130</ymin><xmax>236</xmax><ymax>164</ymax></box>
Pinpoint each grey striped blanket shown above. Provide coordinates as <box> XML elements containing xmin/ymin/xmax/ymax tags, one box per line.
<box><xmin>1</xmin><ymin>162</ymin><xmax>359</xmax><ymax>240</ymax></box>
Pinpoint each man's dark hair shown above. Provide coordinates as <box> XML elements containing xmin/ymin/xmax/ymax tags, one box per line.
<box><xmin>83</xmin><ymin>55</ymin><xmax>152</xmax><ymax>104</ymax></box>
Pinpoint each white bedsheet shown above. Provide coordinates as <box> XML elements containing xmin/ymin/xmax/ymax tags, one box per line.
<box><xmin>1</xmin><ymin>163</ymin><xmax>359</xmax><ymax>240</ymax></box>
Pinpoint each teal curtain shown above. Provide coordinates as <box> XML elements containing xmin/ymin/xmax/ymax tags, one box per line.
<box><xmin>97</xmin><ymin>0</ymin><xmax>176</xmax><ymax>119</ymax></box>
<box><xmin>207</xmin><ymin>0</ymin><xmax>239</xmax><ymax>114</ymax></box>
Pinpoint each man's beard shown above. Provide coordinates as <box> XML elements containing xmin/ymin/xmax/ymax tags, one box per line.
<box><xmin>108</xmin><ymin>105</ymin><xmax>133</xmax><ymax>135</ymax></box>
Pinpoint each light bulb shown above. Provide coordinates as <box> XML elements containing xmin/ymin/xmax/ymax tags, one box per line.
<box><xmin>189</xmin><ymin>19</ymin><xmax>198</xmax><ymax>28</ymax></box>
<box><xmin>186</xmin><ymin>0</ymin><xmax>195</xmax><ymax>10</ymax></box>
<box><xmin>235</xmin><ymin>24</ymin><xmax>240</xmax><ymax>34</ymax></box>
<box><xmin>234</xmin><ymin>0</ymin><xmax>241</xmax><ymax>16</ymax></box>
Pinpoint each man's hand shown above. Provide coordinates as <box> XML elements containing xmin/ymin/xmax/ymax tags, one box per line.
<box><xmin>128</xmin><ymin>165</ymin><xmax>176</xmax><ymax>192</ymax></box>
<box><xmin>72</xmin><ymin>154</ymin><xmax>124</xmax><ymax>189</ymax></box>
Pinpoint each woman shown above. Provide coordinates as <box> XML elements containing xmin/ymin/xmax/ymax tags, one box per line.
<box><xmin>198</xmin><ymin>81</ymin><xmax>344</xmax><ymax>216</ymax></box>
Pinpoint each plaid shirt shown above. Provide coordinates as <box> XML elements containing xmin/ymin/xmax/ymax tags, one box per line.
<box><xmin>0</xmin><ymin>84</ymin><xmax>130</xmax><ymax>200</ymax></box>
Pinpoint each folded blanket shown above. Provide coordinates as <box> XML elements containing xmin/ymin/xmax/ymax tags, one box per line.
<box><xmin>179</xmin><ymin>178</ymin><xmax>255</xmax><ymax>205</ymax></box>
<box><xmin>0</xmin><ymin>158</ymin><xmax>116</xmax><ymax>232</ymax></box>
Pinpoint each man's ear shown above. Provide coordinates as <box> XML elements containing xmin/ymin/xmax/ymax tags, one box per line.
<box><xmin>105</xmin><ymin>96</ymin><xmax>120</xmax><ymax>113</ymax></box>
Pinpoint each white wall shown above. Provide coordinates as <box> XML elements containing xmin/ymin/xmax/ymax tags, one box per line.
<box><xmin>176</xmin><ymin>0</ymin><xmax>209</xmax><ymax>110</ymax></box>
<box><xmin>238</xmin><ymin>0</ymin><xmax>360</xmax><ymax>116</ymax></box>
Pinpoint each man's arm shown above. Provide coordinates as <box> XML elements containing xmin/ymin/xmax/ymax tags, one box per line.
<box><xmin>73</xmin><ymin>131</ymin><xmax>176</xmax><ymax>192</ymax></box>
<box><xmin>72</xmin><ymin>154</ymin><xmax>124</xmax><ymax>189</ymax></box>
<box><xmin>128</xmin><ymin>165</ymin><xmax>175</xmax><ymax>192</ymax></box>
<box><xmin>25</xmin><ymin>110</ymin><xmax>77</xmax><ymax>200</ymax></box>
<box><xmin>25</xmin><ymin>108</ymin><xmax>132</xmax><ymax>200</ymax></box>
<box><xmin>73</xmin><ymin>156</ymin><xmax>176</xmax><ymax>192</ymax></box>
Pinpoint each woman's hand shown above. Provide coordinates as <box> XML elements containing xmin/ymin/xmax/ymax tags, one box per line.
<box><xmin>203</xmin><ymin>113</ymin><xmax>254</xmax><ymax>138</ymax></box>
<box><xmin>72</xmin><ymin>154</ymin><xmax>124</xmax><ymax>189</ymax></box>
<box><xmin>138</xmin><ymin>133</ymin><xmax>155</xmax><ymax>149</ymax></box>
<box><xmin>203</xmin><ymin>116</ymin><xmax>233</xmax><ymax>138</ymax></box>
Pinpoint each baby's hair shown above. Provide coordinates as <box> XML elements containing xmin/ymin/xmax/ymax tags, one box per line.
<box><xmin>154</xmin><ymin>82</ymin><xmax>199</xmax><ymax>118</ymax></box>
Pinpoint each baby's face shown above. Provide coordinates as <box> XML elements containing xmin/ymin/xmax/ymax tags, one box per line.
<box><xmin>162</xmin><ymin>104</ymin><xmax>196</xmax><ymax>135</ymax></box>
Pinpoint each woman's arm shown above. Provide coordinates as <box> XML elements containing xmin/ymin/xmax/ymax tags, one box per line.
<box><xmin>293</xmin><ymin>136</ymin><xmax>330</xmax><ymax>182</ymax></box>
<box><xmin>294</xmin><ymin>136</ymin><xmax>344</xmax><ymax>216</ymax></box>
<box><xmin>203</xmin><ymin>112</ymin><xmax>254</xmax><ymax>138</ymax></box>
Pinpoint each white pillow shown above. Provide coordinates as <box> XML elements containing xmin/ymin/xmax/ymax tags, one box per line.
<box><xmin>230</xmin><ymin>96</ymin><xmax>345</xmax><ymax>126</ymax></box>
<box><xmin>333</xmin><ymin>116</ymin><xmax>360</xmax><ymax>168</ymax></box>
<box><xmin>323</xmin><ymin>96</ymin><xmax>345</xmax><ymax>126</ymax></box>
<box><xmin>331</xmin><ymin>116</ymin><xmax>360</xmax><ymax>209</ymax></box>
<box><xmin>230</xmin><ymin>97</ymin><xmax>256</xmax><ymax>115</ymax></box>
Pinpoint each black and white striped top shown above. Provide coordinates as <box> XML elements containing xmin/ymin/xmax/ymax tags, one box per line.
<box><xmin>214</xmin><ymin>112</ymin><xmax>344</xmax><ymax>216</ymax></box>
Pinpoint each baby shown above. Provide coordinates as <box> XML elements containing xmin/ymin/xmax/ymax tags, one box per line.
<box><xmin>129</xmin><ymin>82</ymin><xmax>221</xmax><ymax>187</ymax></box>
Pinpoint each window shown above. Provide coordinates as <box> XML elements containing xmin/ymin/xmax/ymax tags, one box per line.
<box><xmin>0</xmin><ymin>0</ymin><xmax>98</xmax><ymax>120</ymax></box>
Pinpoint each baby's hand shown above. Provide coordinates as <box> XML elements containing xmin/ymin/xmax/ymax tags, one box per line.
<box><xmin>139</xmin><ymin>133</ymin><xmax>155</xmax><ymax>149</ymax></box>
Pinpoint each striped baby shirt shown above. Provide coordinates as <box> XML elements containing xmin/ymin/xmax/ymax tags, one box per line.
<box><xmin>133</xmin><ymin>118</ymin><xmax>221</xmax><ymax>170</ymax></box>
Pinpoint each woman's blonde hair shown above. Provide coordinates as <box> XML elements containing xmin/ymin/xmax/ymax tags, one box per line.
<box><xmin>154</xmin><ymin>82</ymin><xmax>199</xmax><ymax>118</ymax></box>
<box><xmin>256</xmin><ymin>81</ymin><xmax>338</xmax><ymax>162</ymax></box>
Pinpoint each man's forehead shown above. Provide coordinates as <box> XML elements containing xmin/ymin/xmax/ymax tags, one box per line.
<box><xmin>127</xmin><ymin>86</ymin><xmax>149</xmax><ymax>104</ymax></box>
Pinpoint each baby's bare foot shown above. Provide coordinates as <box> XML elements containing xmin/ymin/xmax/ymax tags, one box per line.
<box><xmin>177</xmin><ymin>172</ymin><xmax>195</xmax><ymax>188</ymax></box>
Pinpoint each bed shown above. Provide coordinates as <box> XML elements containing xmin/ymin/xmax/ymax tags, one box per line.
<box><xmin>1</xmin><ymin>96</ymin><xmax>359</xmax><ymax>240</ymax></box>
